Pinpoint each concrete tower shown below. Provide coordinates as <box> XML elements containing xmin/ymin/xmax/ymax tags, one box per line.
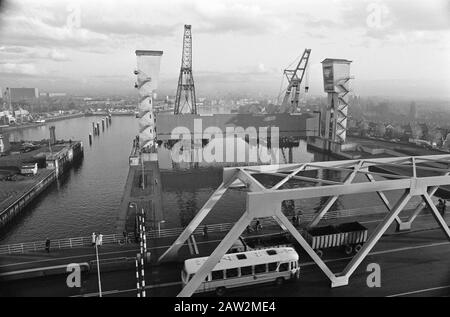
<box><xmin>134</xmin><ymin>50</ymin><xmax>163</xmax><ymax>154</ymax></box>
<box><xmin>322</xmin><ymin>58</ymin><xmax>352</xmax><ymax>145</ymax></box>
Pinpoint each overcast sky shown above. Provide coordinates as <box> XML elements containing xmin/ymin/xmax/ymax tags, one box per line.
<box><xmin>0</xmin><ymin>0</ymin><xmax>449</xmax><ymax>99</ymax></box>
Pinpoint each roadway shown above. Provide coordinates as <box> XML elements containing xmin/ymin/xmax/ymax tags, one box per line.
<box><xmin>1</xmin><ymin>211</ymin><xmax>449</xmax><ymax>297</ymax></box>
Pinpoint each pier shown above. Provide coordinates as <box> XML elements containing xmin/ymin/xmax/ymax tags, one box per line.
<box><xmin>0</xmin><ymin>139</ymin><xmax>84</xmax><ymax>228</ymax></box>
<box><xmin>116</xmin><ymin>142</ymin><xmax>164</xmax><ymax>234</ymax></box>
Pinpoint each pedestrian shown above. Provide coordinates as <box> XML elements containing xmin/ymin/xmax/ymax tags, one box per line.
<box><xmin>98</xmin><ymin>234</ymin><xmax>103</xmax><ymax>246</ymax></box>
<box><xmin>203</xmin><ymin>225</ymin><xmax>208</xmax><ymax>238</ymax></box>
<box><xmin>91</xmin><ymin>232</ymin><xmax>96</xmax><ymax>246</ymax></box>
<box><xmin>296</xmin><ymin>214</ymin><xmax>301</xmax><ymax>227</ymax></box>
<box><xmin>292</xmin><ymin>215</ymin><xmax>297</xmax><ymax>227</ymax></box>
<box><xmin>438</xmin><ymin>199</ymin><xmax>444</xmax><ymax>214</ymax></box>
<box><xmin>255</xmin><ymin>220</ymin><xmax>262</xmax><ymax>232</ymax></box>
<box><xmin>45</xmin><ymin>238</ymin><xmax>50</xmax><ymax>253</ymax></box>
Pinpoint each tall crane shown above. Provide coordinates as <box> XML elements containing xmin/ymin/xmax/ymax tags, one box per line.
<box><xmin>279</xmin><ymin>49</ymin><xmax>311</xmax><ymax>113</ymax></box>
<box><xmin>174</xmin><ymin>25</ymin><xmax>197</xmax><ymax>115</ymax></box>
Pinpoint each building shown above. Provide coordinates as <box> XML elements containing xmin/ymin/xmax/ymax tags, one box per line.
<box><xmin>40</xmin><ymin>92</ymin><xmax>67</xmax><ymax>98</ymax></box>
<box><xmin>20</xmin><ymin>163</ymin><xmax>38</xmax><ymax>176</ymax></box>
<box><xmin>5</xmin><ymin>88</ymin><xmax>39</xmax><ymax>102</ymax></box>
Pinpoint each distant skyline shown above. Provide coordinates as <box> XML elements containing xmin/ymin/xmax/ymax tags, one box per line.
<box><xmin>0</xmin><ymin>0</ymin><xmax>449</xmax><ymax>99</ymax></box>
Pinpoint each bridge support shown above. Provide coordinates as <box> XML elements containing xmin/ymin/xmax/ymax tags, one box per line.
<box><xmin>161</xmin><ymin>155</ymin><xmax>450</xmax><ymax>297</ymax></box>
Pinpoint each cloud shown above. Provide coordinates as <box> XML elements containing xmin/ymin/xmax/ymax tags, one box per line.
<box><xmin>299</xmin><ymin>0</ymin><xmax>450</xmax><ymax>42</ymax></box>
<box><xmin>0</xmin><ymin>46</ymin><xmax>69</xmax><ymax>62</ymax></box>
<box><xmin>48</xmin><ymin>49</ymin><xmax>69</xmax><ymax>61</ymax></box>
<box><xmin>178</xmin><ymin>0</ymin><xmax>289</xmax><ymax>35</ymax></box>
<box><xmin>0</xmin><ymin>62</ymin><xmax>38</xmax><ymax>76</ymax></box>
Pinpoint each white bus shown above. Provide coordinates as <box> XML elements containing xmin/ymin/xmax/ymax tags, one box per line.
<box><xmin>181</xmin><ymin>247</ymin><xmax>300</xmax><ymax>296</ymax></box>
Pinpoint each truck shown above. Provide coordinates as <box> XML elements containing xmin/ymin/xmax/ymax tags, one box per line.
<box><xmin>302</xmin><ymin>222</ymin><xmax>368</xmax><ymax>258</ymax></box>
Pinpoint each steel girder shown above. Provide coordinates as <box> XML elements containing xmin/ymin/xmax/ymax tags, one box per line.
<box><xmin>159</xmin><ymin>155</ymin><xmax>450</xmax><ymax>297</ymax></box>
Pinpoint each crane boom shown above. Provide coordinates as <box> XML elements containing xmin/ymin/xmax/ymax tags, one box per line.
<box><xmin>280</xmin><ymin>49</ymin><xmax>311</xmax><ymax>113</ymax></box>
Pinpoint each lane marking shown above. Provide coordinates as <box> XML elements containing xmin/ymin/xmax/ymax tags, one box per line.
<box><xmin>388</xmin><ymin>285</ymin><xmax>450</xmax><ymax>297</ymax></box>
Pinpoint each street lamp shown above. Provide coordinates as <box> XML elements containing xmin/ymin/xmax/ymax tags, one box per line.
<box><xmin>158</xmin><ymin>220</ymin><xmax>166</xmax><ymax>238</ymax></box>
<box><xmin>94</xmin><ymin>233</ymin><xmax>103</xmax><ymax>297</ymax></box>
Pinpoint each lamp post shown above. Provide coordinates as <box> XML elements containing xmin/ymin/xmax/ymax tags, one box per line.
<box><xmin>158</xmin><ymin>220</ymin><xmax>166</xmax><ymax>238</ymax></box>
<box><xmin>94</xmin><ymin>234</ymin><xmax>103</xmax><ymax>297</ymax></box>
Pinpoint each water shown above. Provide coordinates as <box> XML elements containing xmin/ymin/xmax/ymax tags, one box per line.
<box><xmin>0</xmin><ymin>116</ymin><xmax>392</xmax><ymax>244</ymax></box>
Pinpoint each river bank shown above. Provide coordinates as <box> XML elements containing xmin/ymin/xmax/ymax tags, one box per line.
<box><xmin>2</xmin><ymin>113</ymin><xmax>85</xmax><ymax>133</ymax></box>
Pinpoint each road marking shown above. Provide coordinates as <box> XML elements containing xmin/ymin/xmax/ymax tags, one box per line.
<box><xmin>388</xmin><ymin>285</ymin><xmax>450</xmax><ymax>297</ymax></box>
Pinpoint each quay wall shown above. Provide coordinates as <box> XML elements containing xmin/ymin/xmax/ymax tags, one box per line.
<box><xmin>0</xmin><ymin>141</ymin><xmax>84</xmax><ymax>229</ymax></box>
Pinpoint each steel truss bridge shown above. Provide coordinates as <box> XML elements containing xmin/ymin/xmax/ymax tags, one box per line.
<box><xmin>158</xmin><ymin>154</ymin><xmax>450</xmax><ymax>297</ymax></box>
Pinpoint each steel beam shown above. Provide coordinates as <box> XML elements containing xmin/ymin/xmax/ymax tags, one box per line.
<box><xmin>308</xmin><ymin>161</ymin><xmax>363</xmax><ymax>228</ymax></box>
<box><xmin>232</xmin><ymin>154</ymin><xmax>450</xmax><ymax>175</ymax></box>
<box><xmin>158</xmin><ymin>174</ymin><xmax>237</xmax><ymax>262</ymax></box>
<box><xmin>340</xmin><ymin>190</ymin><xmax>412</xmax><ymax>280</ymax></box>
<box><xmin>274</xmin><ymin>210</ymin><xmax>338</xmax><ymax>283</ymax></box>
<box><xmin>422</xmin><ymin>193</ymin><xmax>450</xmax><ymax>240</ymax></box>
<box><xmin>272</xmin><ymin>165</ymin><xmax>306</xmax><ymax>189</ymax></box>
<box><xmin>247</xmin><ymin>176</ymin><xmax>450</xmax><ymax>209</ymax></box>
<box><xmin>407</xmin><ymin>186</ymin><xmax>440</xmax><ymax>225</ymax></box>
<box><xmin>365</xmin><ymin>173</ymin><xmax>404</xmax><ymax>229</ymax></box>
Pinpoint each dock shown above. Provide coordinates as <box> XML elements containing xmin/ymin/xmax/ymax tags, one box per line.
<box><xmin>0</xmin><ymin>140</ymin><xmax>84</xmax><ymax>228</ymax></box>
<box><xmin>116</xmin><ymin>142</ymin><xmax>164</xmax><ymax>234</ymax></box>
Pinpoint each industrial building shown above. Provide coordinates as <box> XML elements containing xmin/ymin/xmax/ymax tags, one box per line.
<box><xmin>3</xmin><ymin>88</ymin><xmax>39</xmax><ymax>102</ymax></box>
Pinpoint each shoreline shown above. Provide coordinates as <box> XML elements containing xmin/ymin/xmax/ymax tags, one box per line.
<box><xmin>2</xmin><ymin>112</ymin><xmax>135</xmax><ymax>133</ymax></box>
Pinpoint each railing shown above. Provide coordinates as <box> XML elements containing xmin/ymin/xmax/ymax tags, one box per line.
<box><xmin>0</xmin><ymin>199</ymin><xmax>434</xmax><ymax>256</ymax></box>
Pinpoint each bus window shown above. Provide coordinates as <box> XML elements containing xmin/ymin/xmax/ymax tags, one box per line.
<box><xmin>268</xmin><ymin>262</ymin><xmax>277</xmax><ymax>272</ymax></box>
<box><xmin>279</xmin><ymin>263</ymin><xmax>289</xmax><ymax>272</ymax></box>
<box><xmin>241</xmin><ymin>266</ymin><xmax>252</xmax><ymax>276</ymax></box>
<box><xmin>255</xmin><ymin>264</ymin><xmax>267</xmax><ymax>274</ymax></box>
<box><xmin>212</xmin><ymin>270</ymin><xmax>224</xmax><ymax>281</ymax></box>
<box><xmin>226</xmin><ymin>268</ymin><xmax>239</xmax><ymax>279</ymax></box>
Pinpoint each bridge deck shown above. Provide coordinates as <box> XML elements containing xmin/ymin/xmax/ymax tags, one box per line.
<box><xmin>1</xmin><ymin>209</ymin><xmax>449</xmax><ymax>297</ymax></box>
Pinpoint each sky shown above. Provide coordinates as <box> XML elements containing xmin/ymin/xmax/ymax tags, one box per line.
<box><xmin>0</xmin><ymin>0</ymin><xmax>449</xmax><ymax>99</ymax></box>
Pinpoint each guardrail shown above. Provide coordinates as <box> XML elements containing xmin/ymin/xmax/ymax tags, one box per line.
<box><xmin>0</xmin><ymin>199</ymin><xmax>433</xmax><ymax>255</ymax></box>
